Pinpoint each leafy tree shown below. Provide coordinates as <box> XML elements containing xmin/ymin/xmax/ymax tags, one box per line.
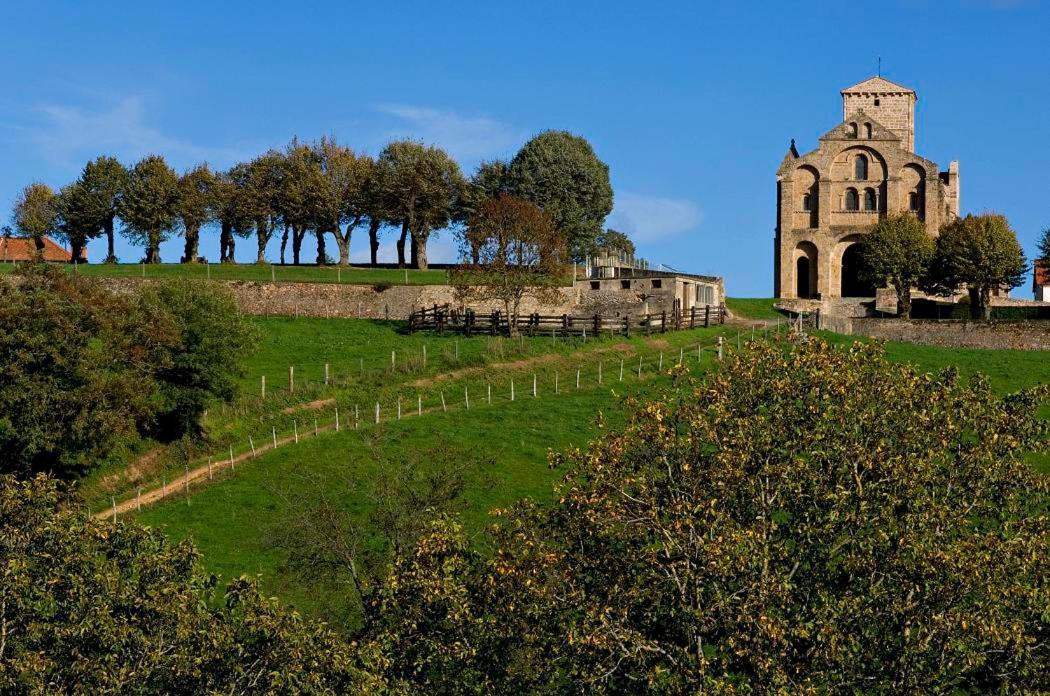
<box><xmin>316</xmin><ymin>138</ymin><xmax>371</xmax><ymax>267</ymax></box>
<box><xmin>595</xmin><ymin>227</ymin><xmax>635</xmax><ymax>257</ymax></box>
<box><xmin>11</xmin><ymin>182</ymin><xmax>58</xmax><ymax>257</ymax></box>
<box><xmin>363</xmin><ymin>338</ymin><xmax>1049</xmax><ymax>693</ymax></box>
<box><xmin>211</xmin><ymin>170</ymin><xmax>242</xmax><ymax>263</ymax></box>
<box><xmin>925</xmin><ymin>213</ymin><xmax>1028</xmax><ymax>319</ymax></box>
<box><xmin>361</xmin><ymin>155</ymin><xmax>390</xmax><ymax>267</ymax></box>
<box><xmin>508</xmin><ymin>130</ymin><xmax>614</xmax><ymax>261</ymax></box>
<box><xmin>0</xmin><ymin>266</ymin><xmax>153</xmax><ymax>478</ymax></box>
<box><xmin>1036</xmin><ymin>226</ymin><xmax>1050</xmax><ymax>264</ymax></box>
<box><xmin>78</xmin><ymin>155</ymin><xmax>128</xmax><ymax>263</ymax></box>
<box><xmin>451</xmin><ymin>195</ymin><xmax>567</xmax><ymax>335</ymax></box>
<box><xmin>175</xmin><ymin>163</ymin><xmax>216</xmax><ymax>263</ymax></box>
<box><xmin>455</xmin><ymin>159</ymin><xmax>511</xmax><ymax>263</ymax></box>
<box><xmin>118</xmin><ymin>155</ymin><xmax>179</xmax><ymax>263</ymax></box>
<box><xmin>280</xmin><ymin>142</ymin><xmax>324</xmax><ymax>265</ymax></box>
<box><xmin>0</xmin><ymin>474</ymin><xmax>382</xmax><ymax>693</ymax></box>
<box><xmin>859</xmin><ymin>212</ymin><xmax>935</xmax><ymax>318</ymax></box>
<box><xmin>228</xmin><ymin>152</ymin><xmax>285</xmax><ymax>264</ymax></box>
<box><xmin>377</xmin><ymin>140</ymin><xmax>464</xmax><ymax>270</ymax></box>
<box><xmin>54</xmin><ymin>181</ymin><xmax>98</xmax><ymax>263</ymax></box>
<box><xmin>134</xmin><ymin>279</ymin><xmax>257</xmax><ymax>439</ymax></box>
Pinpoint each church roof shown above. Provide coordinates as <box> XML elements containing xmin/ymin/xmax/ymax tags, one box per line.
<box><xmin>778</xmin><ymin>139</ymin><xmax>800</xmax><ymax>168</ymax></box>
<box><xmin>819</xmin><ymin>111</ymin><xmax>902</xmax><ymax>143</ymax></box>
<box><xmin>841</xmin><ymin>76</ymin><xmax>915</xmax><ymax>95</ymax></box>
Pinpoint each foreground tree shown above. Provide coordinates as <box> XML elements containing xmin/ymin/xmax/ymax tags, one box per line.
<box><xmin>508</xmin><ymin>130</ymin><xmax>614</xmax><ymax>261</ymax></box>
<box><xmin>925</xmin><ymin>213</ymin><xmax>1028</xmax><ymax>319</ymax></box>
<box><xmin>11</xmin><ymin>182</ymin><xmax>58</xmax><ymax>257</ymax></box>
<box><xmin>378</xmin><ymin>140</ymin><xmax>464</xmax><ymax>270</ymax></box>
<box><xmin>119</xmin><ymin>155</ymin><xmax>179</xmax><ymax>263</ymax></box>
<box><xmin>363</xmin><ymin>338</ymin><xmax>1049</xmax><ymax>693</ymax></box>
<box><xmin>859</xmin><ymin>212</ymin><xmax>935</xmax><ymax>318</ymax></box>
<box><xmin>54</xmin><ymin>181</ymin><xmax>98</xmax><ymax>262</ymax></box>
<box><xmin>175</xmin><ymin>164</ymin><xmax>216</xmax><ymax>263</ymax></box>
<box><xmin>451</xmin><ymin>195</ymin><xmax>567</xmax><ymax>335</ymax></box>
<box><xmin>0</xmin><ymin>474</ymin><xmax>382</xmax><ymax>693</ymax></box>
<box><xmin>455</xmin><ymin>159</ymin><xmax>511</xmax><ymax>263</ymax></box>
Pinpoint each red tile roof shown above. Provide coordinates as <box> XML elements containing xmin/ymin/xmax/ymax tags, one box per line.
<box><xmin>0</xmin><ymin>236</ymin><xmax>85</xmax><ymax>263</ymax></box>
<box><xmin>1035</xmin><ymin>260</ymin><xmax>1049</xmax><ymax>288</ymax></box>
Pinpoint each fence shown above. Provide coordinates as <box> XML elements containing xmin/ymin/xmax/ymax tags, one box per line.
<box><xmin>408</xmin><ymin>303</ymin><xmax>726</xmax><ymax>336</ymax></box>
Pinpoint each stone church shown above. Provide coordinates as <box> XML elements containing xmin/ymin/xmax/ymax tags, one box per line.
<box><xmin>774</xmin><ymin>76</ymin><xmax>960</xmax><ymax>299</ymax></box>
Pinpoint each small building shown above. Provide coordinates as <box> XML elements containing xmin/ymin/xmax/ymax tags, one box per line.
<box><xmin>0</xmin><ymin>236</ymin><xmax>85</xmax><ymax>263</ymax></box>
<box><xmin>576</xmin><ymin>255</ymin><xmax>724</xmax><ymax>317</ymax></box>
<box><xmin>1035</xmin><ymin>260</ymin><xmax>1050</xmax><ymax>302</ymax></box>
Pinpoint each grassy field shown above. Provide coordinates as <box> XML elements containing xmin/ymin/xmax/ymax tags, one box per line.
<box><xmin>87</xmin><ymin>316</ymin><xmax>1049</xmax><ymax>626</ymax></box>
<box><xmin>0</xmin><ymin>261</ymin><xmax>449</xmax><ymax>285</ymax></box>
<box><xmin>725</xmin><ymin>297</ymin><xmax>784</xmax><ymax>320</ymax></box>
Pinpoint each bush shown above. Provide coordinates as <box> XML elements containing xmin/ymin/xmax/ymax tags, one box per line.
<box><xmin>363</xmin><ymin>338</ymin><xmax>1050</xmax><ymax>693</ymax></box>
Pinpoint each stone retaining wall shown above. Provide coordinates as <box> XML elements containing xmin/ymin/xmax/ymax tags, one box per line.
<box><xmin>840</xmin><ymin>318</ymin><xmax>1050</xmax><ymax>351</ymax></box>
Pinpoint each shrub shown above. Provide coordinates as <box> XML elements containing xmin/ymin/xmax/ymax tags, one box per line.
<box><xmin>363</xmin><ymin>338</ymin><xmax>1050</xmax><ymax>693</ymax></box>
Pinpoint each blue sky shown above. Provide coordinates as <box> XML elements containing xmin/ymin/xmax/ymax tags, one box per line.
<box><xmin>1</xmin><ymin>0</ymin><xmax>1047</xmax><ymax>296</ymax></box>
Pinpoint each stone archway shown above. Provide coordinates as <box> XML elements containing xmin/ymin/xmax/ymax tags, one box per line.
<box><xmin>793</xmin><ymin>241</ymin><xmax>819</xmax><ymax>299</ymax></box>
<box><xmin>840</xmin><ymin>243</ymin><xmax>875</xmax><ymax>297</ymax></box>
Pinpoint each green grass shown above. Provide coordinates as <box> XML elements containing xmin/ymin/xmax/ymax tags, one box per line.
<box><xmin>0</xmin><ymin>261</ymin><xmax>449</xmax><ymax>285</ymax></box>
<box><xmin>726</xmin><ymin>297</ymin><xmax>784</xmax><ymax>320</ymax></box>
<box><xmin>90</xmin><ymin>317</ymin><xmax>1049</xmax><ymax>626</ymax></box>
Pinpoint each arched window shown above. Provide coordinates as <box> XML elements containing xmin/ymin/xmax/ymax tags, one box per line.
<box><xmin>854</xmin><ymin>154</ymin><xmax>868</xmax><ymax>181</ymax></box>
<box><xmin>802</xmin><ymin>193</ymin><xmax>811</xmax><ymax>211</ymax></box>
<box><xmin>909</xmin><ymin>192</ymin><xmax>920</xmax><ymax>211</ymax></box>
<box><xmin>864</xmin><ymin>188</ymin><xmax>877</xmax><ymax>211</ymax></box>
<box><xmin>848</xmin><ymin>122</ymin><xmax>858</xmax><ymax>138</ymax></box>
<box><xmin>845</xmin><ymin>188</ymin><xmax>859</xmax><ymax>211</ymax></box>
<box><xmin>864</xmin><ymin>123</ymin><xmax>873</xmax><ymax>139</ymax></box>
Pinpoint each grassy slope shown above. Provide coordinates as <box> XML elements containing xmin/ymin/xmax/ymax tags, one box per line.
<box><xmin>100</xmin><ymin>318</ymin><xmax>1048</xmax><ymax>623</ymax></box>
<box><xmin>726</xmin><ymin>297</ymin><xmax>784</xmax><ymax>320</ymax></box>
<box><xmin>0</xmin><ymin>262</ymin><xmax>448</xmax><ymax>285</ymax></box>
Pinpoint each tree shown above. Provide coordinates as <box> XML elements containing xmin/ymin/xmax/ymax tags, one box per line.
<box><xmin>54</xmin><ymin>181</ymin><xmax>98</xmax><ymax>263</ymax></box>
<box><xmin>280</xmin><ymin>142</ymin><xmax>324</xmax><ymax>266</ymax></box>
<box><xmin>859</xmin><ymin>212</ymin><xmax>935</xmax><ymax>318</ymax></box>
<box><xmin>1036</xmin><ymin>226</ymin><xmax>1050</xmax><ymax>265</ymax></box>
<box><xmin>362</xmin><ymin>338</ymin><xmax>1050</xmax><ymax>692</ymax></box>
<box><xmin>0</xmin><ymin>266</ymin><xmax>153</xmax><ymax>478</ymax></box>
<box><xmin>361</xmin><ymin>155</ymin><xmax>390</xmax><ymax>267</ymax></box>
<box><xmin>925</xmin><ymin>213</ymin><xmax>1028</xmax><ymax>319</ymax></box>
<box><xmin>119</xmin><ymin>155</ymin><xmax>179</xmax><ymax>263</ymax></box>
<box><xmin>451</xmin><ymin>195</ymin><xmax>567</xmax><ymax>335</ymax></box>
<box><xmin>377</xmin><ymin>140</ymin><xmax>464</xmax><ymax>270</ymax></box>
<box><xmin>508</xmin><ymin>130</ymin><xmax>614</xmax><ymax>261</ymax></box>
<box><xmin>455</xmin><ymin>159</ymin><xmax>511</xmax><ymax>263</ymax></box>
<box><xmin>175</xmin><ymin>164</ymin><xmax>216</xmax><ymax>263</ymax></box>
<box><xmin>134</xmin><ymin>279</ymin><xmax>257</xmax><ymax>439</ymax></box>
<box><xmin>78</xmin><ymin>156</ymin><xmax>128</xmax><ymax>263</ymax></box>
<box><xmin>229</xmin><ymin>152</ymin><xmax>284</xmax><ymax>264</ymax></box>
<box><xmin>0</xmin><ymin>474</ymin><xmax>381</xmax><ymax>693</ymax></box>
<box><xmin>211</xmin><ymin>170</ymin><xmax>244</xmax><ymax>263</ymax></box>
<box><xmin>314</xmin><ymin>138</ymin><xmax>371</xmax><ymax>267</ymax></box>
<box><xmin>595</xmin><ymin>228</ymin><xmax>635</xmax><ymax>257</ymax></box>
<box><xmin>12</xmin><ymin>182</ymin><xmax>58</xmax><ymax>257</ymax></box>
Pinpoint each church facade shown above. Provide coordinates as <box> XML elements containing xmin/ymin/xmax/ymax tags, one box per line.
<box><xmin>774</xmin><ymin>77</ymin><xmax>960</xmax><ymax>299</ymax></box>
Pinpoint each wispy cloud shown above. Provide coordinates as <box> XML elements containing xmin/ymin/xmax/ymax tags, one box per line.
<box><xmin>608</xmin><ymin>192</ymin><xmax>703</xmax><ymax>243</ymax></box>
<box><xmin>373</xmin><ymin>104</ymin><xmax>523</xmax><ymax>162</ymax></box>
<box><xmin>7</xmin><ymin>95</ymin><xmax>247</xmax><ymax>172</ymax></box>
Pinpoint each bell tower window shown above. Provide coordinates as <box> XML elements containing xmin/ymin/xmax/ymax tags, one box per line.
<box><xmin>854</xmin><ymin>154</ymin><xmax>868</xmax><ymax>181</ymax></box>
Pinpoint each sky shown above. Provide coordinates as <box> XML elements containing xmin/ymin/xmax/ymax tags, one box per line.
<box><xmin>1</xmin><ymin>0</ymin><xmax>1047</xmax><ymax>296</ymax></box>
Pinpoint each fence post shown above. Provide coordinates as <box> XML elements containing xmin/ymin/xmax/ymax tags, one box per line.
<box><xmin>249</xmin><ymin>437</ymin><xmax>256</xmax><ymax>458</ymax></box>
<box><xmin>355</xmin><ymin>404</ymin><xmax>359</xmax><ymax>429</ymax></box>
<box><xmin>314</xmin><ymin>418</ymin><xmax>318</xmax><ymax>436</ymax></box>
<box><xmin>576</xmin><ymin>368</ymin><xmax>580</xmax><ymax>389</ymax></box>
<box><xmin>705</xmin><ymin>304</ymin><xmax>711</xmax><ymax>328</ymax></box>
<box><xmin>659</xmin><ymin>352</ymin><xmax>663</xmax><ymax>370</ymax></box>
<box><xmin>272</xmin><ymin>427</ymin><xmax>277</xmax><ymax>449</ymax></box>
<box><xmin>324</xmin><ymin>363</ymin><xmax>329</xmax><ymax>385</ymax></box>
<box><xmin>397</xmin><ymin>397</ymin><xmax>402</xmax><ymax>420</ymax></box>
<box><xmin>112</xmin><ymin>496</ymin><xmax>117</xmax><ymax>522</ymax></box>
<box><xmin>294</xmin><ymin>421</ymin><xmax>299</xmax><ymax>443</ymax></box>
<box><xmin>418</xmin><ymin>394</ymin><xmax>422</xmax><ymax>416</ymax></box>
<box><xmin>619</xmin><ymin>359</ymin><xmax>624</xmax><ymax>381</ymax></box>
<box><xmin>441</xmin><ymin>391</ymin><xmax>447</xmax><ymax>411</ymax></box>
<box><xmin>465</xmin><ymin>387</ymin><xmax>470</xmax><ymax>409</ymax></box>
<box><xmin>229</xmin><ymin>445</ymin><xmax>235</xmax><ymax>471</ymax></box>
<box><xmin>511</xmin><ymin>380</ymin><xmax>515</xmax><ymax>401</ymax></box>
<box><xmin>661</xmin><ymin>311</ymin><xmax>666</xmax><ymax>333</ymax></box>
<box><xmin>289</xmin><ymin>366</ymin><xmax>294</xmax><ymax>393</ymax></box>
<box><xmin>593</xmin><ymin>313</ymin><xmax>600</xmax><ymax>336</ymax></box>
<box><xmin>624</xmin><ymin>315</ymin><xmax>630</xmax><ymax>337</ymax></box>
<box><xmin>598</xmin><ymin>362</ymin><xmax>602</xmax><ymax>384</ymax></box>
<box><xmin>488</xmin><ymin>383</ymin><xmax>492</xmax><ymax>404</ymax></box>
<box><xmin>422</xmin><ymin>344</ymin><xmax>427</xmax><ymax>369</ymax></box>
<box><xmin>261</xmin><ymin>375</ymin><xmax>266</xmax><ymax>399</ymax></box>
<box><xmin>137</xmin><ymin>487</ymin><xmax>142</xmax><ymax>511</ymax></box>
<box><xmin>336</xmin><ymin>407</ymin><xmax>340</xmax><ymax>431</ymax></box>
<box><xmin>691</xmin><ymin>306</ymin><xmax>696</xmax><ymax>328</ymax></box>
<box><xmin>638</xmin><ymin>356</ymin><xmax>642</xmax><ymax>378</ymax></box>
<box><xmin>533</xmin><ymin>373</ymin><xmax>537</xmax><ymax>398</ymax></box>
<box><xmin>679</xmin><ymin>347</ymin><xmax>683</xmax><ymax>365</ymax></box>
<box><xmin>718</xmin><ymin>336</ymin><xmax>724</xmax><ymax>361</ymax></box>
<box><xmin>375</xmin><ymin>402</ymin><xmax>380</xmax><ymax>423</ymax></box>
<box><xmin>555</xmin><ymin>373</ymin><xmax>559</xmax><ymax>394</ymax></box>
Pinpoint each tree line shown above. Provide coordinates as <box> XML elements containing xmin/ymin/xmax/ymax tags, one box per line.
<box><xmin>859</xmin><ymin>212</ymin><xmax>1044</xmax><ymax>319</ymax></box>
<box><xmin>7</xmin><ymin>130</ymin><xmax>617</xmax><ymax>269</ymax></box>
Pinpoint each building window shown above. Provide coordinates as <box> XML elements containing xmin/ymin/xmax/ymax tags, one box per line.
<box><xmin>864</xmin><ymin>188</ymin><xmax>877</xmax><ymax>211</ymax></box>
<box><xmin>854</xmin><ymin>154</ymin><xmax>868</xmax><ymax>181</ymax></box>
<box><xmin>620</xmin><ymin>279</ymin><xmax>631</xmax><ymax>290</ymax></box>
<box><xmin>845</xmin><ymin>188</ymin><xmax>859</xmax><ymax>211</ymax></box>
<box><xmin>590</xmin><ymin>281</ymin><xmax>600</xmax><ymax>290</ymax></box>
<box><xmin>909</xmin><ymin>192</ymin><xmax>920</xmax><ymax>211</ymax></box>
<box><xmin>874</xmin><ymin>98</ymin><xmax>881</xmax><ymax>106</ymax></box>
<box><xmin>864</xmin><ymin>123</ymin><xmax>873</xmax><ymax>138</ymax></box>
<box><xmin>848</xmin><ymin>122</ymin><xmax>858</xmax><ymax>137</ymax></box>
<box><xmin>651</xmin><ymin>279</ymin><xmax>662</xmax><ymax>289</ymax></box>
<box><xmin>802</xmin><ymin>193</ymin><xmax>811</xmax><ymax>211</ymax></box>
<box><xmin>696</xmin><ymin>284</ymin><xmax>714</xmax><ymax>305</ymax></box>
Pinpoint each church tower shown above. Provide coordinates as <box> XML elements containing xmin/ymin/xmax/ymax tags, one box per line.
<box><xmin>841</xmin><ymin>77</ymin><xmax>917</xmax><ymax>151</ymax></box>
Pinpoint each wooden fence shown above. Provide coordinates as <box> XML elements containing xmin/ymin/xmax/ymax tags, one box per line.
<box><xmin>408</xmin><ymin>303</ymin><xmax>726</xmax><ymax>336</ymax></box>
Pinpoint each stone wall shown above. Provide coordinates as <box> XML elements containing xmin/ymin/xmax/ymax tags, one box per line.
<box><xmin>835</xmin><ymin>318</ymin><xmax>1050</xmax><ymax>351</ymax></box>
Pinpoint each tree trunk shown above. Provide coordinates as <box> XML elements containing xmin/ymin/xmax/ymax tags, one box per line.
<box><xmin>280</xmin><ymin>224</ymin><xmax>289</xmax><ymax>265</ymax></box>
<box><xmin>69</xmin><ymin>239</ymin><xmax>84</xmax><ymax>266</ymax></box>
<box><xmin>182</xmin><ymin>226</ymin><xmax>199</xmax><ymax>263</ymax></box>
<box><xmin>396</xmin><ymin>220</ymin><xmax>409</xmax><ymax>268</ymax></box>
<box><xmin>410</xmin><ymin>233</ymin><xmax>418</xmax><ymax>268</ymax></box>
<box><xmin>104</xmin><ymin>217</ymin><xmax>116</xmax><ymax>263</ymax></box>
<box><xmin>292</xmin><ymin>226</ymin><xmax>305</xmax><ymax>265</ymax></box>
<box><xmin>899</xmin><ymin>286</ymin><xmax>912</xmax><ymax>320</ymax></box>
<box><xmin>256</xmin><ymin>228</ymin><xmax>268</xmax><ymax>264</ymax></box>
<box><xmin>227</xmin><ymin>232</ymin><xmax>236</xmax><ymax>262</ymax></box>
<box><xmin>981</xmin><ymin>286</ymin><xmax>993</xmax><ymax>321</ymax></box>
<box><xmin>335</xmin><ymin>225</ymin><xmax>350</xmax><ymax>266</ymax></box>
<box><xmin>413</xmin><ymin>231</ymin><xmax>429</xmax><ymax>271</ymax></box>
<box><xmin>146</xmin><ymin>231</ymin><xmax>160</xmax><ymax>264</ymax></box>
<box><xmin>316</xmin><ymin>229</ymin><xmax>327</xmax><ymax>266</ymax></box>
<box><xmin>219</xmin><ymin>221</ymin><xmax>231</xmax><ymax>262</ymax></box>
<box><xmin>368</xmin><ymin>218</ymin><xmax>380</xmax><ymax>266</ymax></box>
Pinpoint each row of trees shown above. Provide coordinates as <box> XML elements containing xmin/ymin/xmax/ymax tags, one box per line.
<box><xmin>860</xmin><ymin>212</ymin><xmax>1036</xmax><ymax>319</ymax></box>
<box><xmin>8</xmin><ymin>130</ymin><xmax>615</xmax><ymax>269</ymax></box>
<box><xmin>3</xmin><ymin>338</ymin><xmax>1047</xmax><ymax>692</ymax></box>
